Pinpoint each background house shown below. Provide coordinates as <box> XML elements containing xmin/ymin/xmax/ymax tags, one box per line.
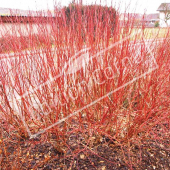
<box><xmin>0</xmin><ymin>7</ymin><xmax>55</xmax><ymax>38</ymax></box>
<box><xmin>119</xmin><ymin>13</ymin><xmax>159</xmax><ymax>28</ymax></box>
<box><xmin>157</xmin><ymin>3</ymin><xmax>170</xmax><ymax>27</ymax></box>
<box><xmin>0</xmin><ymin>7</ymin><xmax>54</xmax><ymax>23</ymax></box>
<box><xmin>144</xmin><ymin>13</ymin><xmax>159</xmax><ymax>27</ymax></box>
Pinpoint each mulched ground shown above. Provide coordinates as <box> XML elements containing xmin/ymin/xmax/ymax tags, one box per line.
<box><xmin>0</xmin><ymin>129</ymin><xmax>169</xmax><ymax>170</ymax></box>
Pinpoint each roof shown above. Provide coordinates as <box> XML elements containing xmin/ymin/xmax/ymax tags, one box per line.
<box><xmin>0</xmin><ymin>7</ymin><xmax>32</xmax><ymax>16</ymax></box>
<box><xmin>157</xmin><ymin>3</ymin><xmax>170</xmax><ymax>11</ymax></box>
<box><xmin>0</xmin><ymin>7</ymin><xmax>54</xmax><ymax>17</ymax></box>
<box><xmin>145</xmin><ymin>13</ymin><xmax>159</xmax><ymax>21</ymax></box>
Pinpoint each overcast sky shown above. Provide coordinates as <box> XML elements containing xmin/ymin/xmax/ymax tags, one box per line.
<box><xmin>0</xmin><ymin>0</ymin><xmax>169</xmax><ymax>14</ymax></box>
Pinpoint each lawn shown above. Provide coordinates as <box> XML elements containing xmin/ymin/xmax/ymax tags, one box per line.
<box><xmin>143</xmin><ymin>28</ymin><xmax>170</xmax><ymax>39</ymax></box>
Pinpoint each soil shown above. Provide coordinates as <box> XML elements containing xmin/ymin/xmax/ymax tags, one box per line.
<box><xmin>0</xmin><ymin>130</ymin><xmax>169</xmax><ymax>170</ymax></box>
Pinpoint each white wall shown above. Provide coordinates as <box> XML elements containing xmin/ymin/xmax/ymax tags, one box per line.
<box><xmin>0</xmin><ymin>23</ymin><xmax>51</xmax><ymax>37</ymax></box>
<box><xmin>159</xmin><ymin>12</ymin><xmax>170</xmax><ymax>27</ymax></box>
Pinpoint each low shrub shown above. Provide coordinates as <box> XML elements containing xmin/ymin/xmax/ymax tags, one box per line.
<box><xmin>0</xmin><ymin>2</ymin><xmax>169</xmax><ymax>169</ymax></box>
